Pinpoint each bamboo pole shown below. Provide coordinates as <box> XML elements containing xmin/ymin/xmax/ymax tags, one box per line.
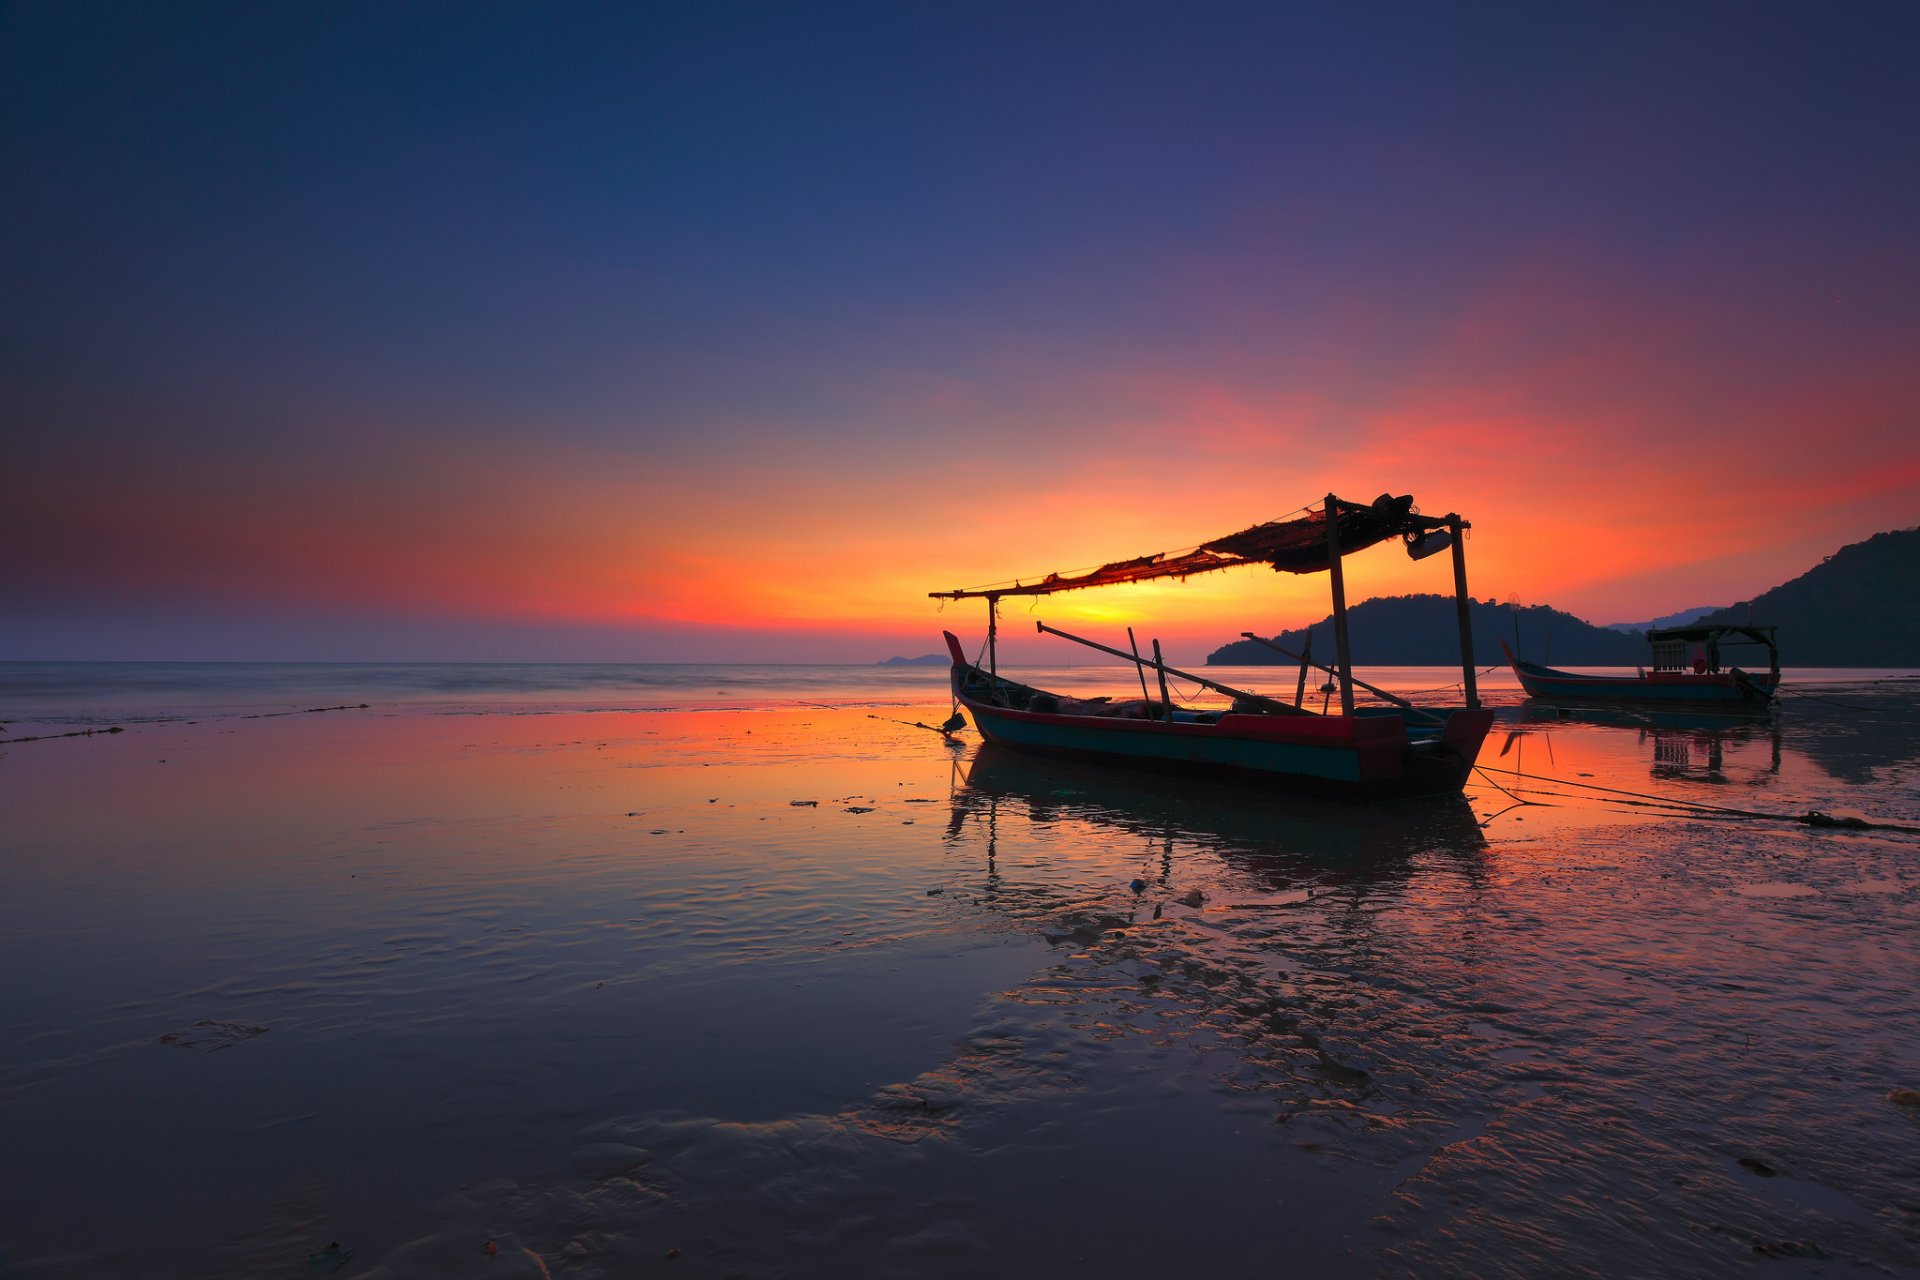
<box><xmin>1293</xmin><ymin>628</ymin><xmax>1312</xmax><ymax>708</ymax></box>
<box><xmin>1127</xmin><ymin>627</ymin><xmax>1154</xmax><ymax>706</ymax></box>
<box><xmin>1152</xmin><ymin>639</ymin><xmax>1173</xmax><ymax>719</ymax></box>
<box><xmin>1447</xmin><ymin>516</ymin><xmax>1478</xmax><ymax>708</ymax></box>
<box><xmin>987</xmin><ymin>594</ymin><xmax>999</xmax><ymax>681</ymax></box>
<box><xmin>1324</xmin><ymin>494</ymin><xmax>1356</xmax><ymax>716</ymax></box>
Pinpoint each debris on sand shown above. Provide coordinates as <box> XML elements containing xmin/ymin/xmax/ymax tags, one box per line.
<box><xmin>307</xmin><ymin>1240</ymin><xmax>355</xmax><ymax>1270</ymax></box>
<box><xmin>0</xmin><ymin>725</ymin><xmax>127</xmax><ymax>744</ymax></box>
<box><xmin>158</xmin><ymin>1020</ymin><xmax>269</xmax><ymax>1052</ymax></box>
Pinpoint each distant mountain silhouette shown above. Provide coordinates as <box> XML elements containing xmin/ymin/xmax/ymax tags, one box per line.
<box><xmin>1693</xmin><ymin>527</ymin><xmax>1920</xmax><ymax>665</ymax></box>
<box><xmin>1206</xmin><ymin>526</ymin><xmax>1920</xmax><ymax>668</ymax></box>
<box><xmin>879</xmin><ymin>653</ymin><xmax>949</xmax><ymax>666</ymax></box>
<box><xmin>1207</xmin><ymin>595</ymin><xmax>1646</xmax><ymax>666</ymax></box>
<box><xmin>1603</xmin><ymin>605</ymin><xmax>1723</xmax><ymax>633</ymax></box>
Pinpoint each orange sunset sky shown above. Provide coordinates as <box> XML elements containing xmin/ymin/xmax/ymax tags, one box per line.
<box><xmin>5</xmin><ymin>3</ymin><xmax>1917</xmax><ymax>664</ymax></box>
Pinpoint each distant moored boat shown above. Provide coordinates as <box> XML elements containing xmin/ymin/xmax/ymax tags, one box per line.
<box><xmin>1502</xmin><ymin>624</ymin><xmax>1780</xmax><ymax>710</ymax></box>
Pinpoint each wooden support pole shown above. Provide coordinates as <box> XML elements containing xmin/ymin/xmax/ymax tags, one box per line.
<box><xmin>1447</xmin><ymin>516</ymin><xmax>1478</xmax><ymax>709</ymax></box>
<box><xmin>1127</xmin><ymin>627</ymin><xmax>1154</xmax><ymax>706</ymax></box>
<box><xmin>1293</xmin><ymin>628</ymin><xmax>1312</xmax><ymax>708</ymax></box>
<box><xmin>1152</xmin><ymin>639</ymin><xmax>1173</xmax><ymax>718</ymax></box>
<box><xmin>1324</xmin><ymin>494</ymin><xmax>1356</xmax><ymax>717</ymax></box>
<box><xmin>987</xmin><ymin>594</ymin><xmax>999</xmax><ymax>681</ymax></box>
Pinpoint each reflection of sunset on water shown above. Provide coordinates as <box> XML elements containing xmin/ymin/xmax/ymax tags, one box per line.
<box><xmin>5</xmin><ymin>673</ymin><xmax>1920</xmax><ymax>1273</ymax></box>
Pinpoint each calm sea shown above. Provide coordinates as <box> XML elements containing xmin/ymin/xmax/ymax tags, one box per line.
<box><xmin>4</xmin><ymin>660</ymin><xmax>1919</xmax><ymax>1276</ymax></box>
<box><xmin>6</xmin><ymin>658</ymin><xmax>1913</xmax><ymax>727</ymax></box>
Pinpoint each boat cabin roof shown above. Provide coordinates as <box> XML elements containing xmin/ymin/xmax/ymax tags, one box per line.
<box><xmin>1644</xmin><ymin>623</ymin><xmax>1780</xmax><ymax>674</ymax></box>
<box><xmin>1646</xmin><ymin>623</ymin><xmax>1777</xmax><ymax>647</ymax></box>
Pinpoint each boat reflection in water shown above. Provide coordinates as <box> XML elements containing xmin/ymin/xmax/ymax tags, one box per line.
<box><xmin>947</xmin><ymin>742</ymin><xmax>1487</xmax><ymax>905</ymax></box>
<box><xmin>1512</xmin><ymin>703</ymin><xmax>1782</xmax><ymax>787</ymax></box>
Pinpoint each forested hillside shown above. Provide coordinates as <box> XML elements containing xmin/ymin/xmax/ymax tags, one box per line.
<box><xmin>1207</xmin><ymin>526</ymin><xmax>1920</xmax><ymax>667</ymax></box>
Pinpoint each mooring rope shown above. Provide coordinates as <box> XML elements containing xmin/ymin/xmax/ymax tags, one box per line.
<box><xmin>1772</xmin><ymin>684</ymin><xmax>1920</xmax><ymax>721</ymax></box>
<box><xmin>1472</xmin><ymin>764</ymin><xmax>1920</xmax><ymax>835</ymax></box>
<box><xmin>1398</xmin><ymin>663</ymin><xmax>1505</xmax><ymax>699</ymax></box>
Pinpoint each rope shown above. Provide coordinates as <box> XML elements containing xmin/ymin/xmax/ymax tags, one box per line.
<box><xmin>867</xmin><ymin>713</ymin><xmax>964</xmax><ymax>738</ymax></box>
<box><xmin>1472</xmin><ymin>765</ymin><xmax>1540</xmax><ymax>815</ymax></box>
<box><xmin>1473</xmin><ymin>764</ymin><xmax>1920</xmax><ymax>835</ymax></box>
<box><xmin>1773</xmin><ymin>685</ymin><xmax>1920</xmax><ymax>720</ymax></box>
<box><xmin>1399</xmin><ymin>663</ymin><xmax>1504</xmax><ymax>699</ymax></box>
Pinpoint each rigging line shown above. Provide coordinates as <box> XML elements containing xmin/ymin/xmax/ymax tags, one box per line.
<box><xmin>867</xmin><ymin>712</ymin><xmax>963</xmax><ymax>738</ymax></box>
<box><xmin>1469</xmin><ymin>766</ymin><xmax>1544</xmax><ymax>813</ymax></box>
<box><xmin>1164</xmin><ymin>670</ymin><xmax>1226</xmax><ymax>705</ymax></box>
<box><xmin>1484</xmin><ymin>778</ymin><xmax>1728</xmax><ymax>817</ymax></box>
<box><xmin>1472</xmin><ymin>768</ymin><xmax>1786</xmax><ymax>820</ymax></box>
<box><xmin>1474</xmin><ymin>764</ymin><xmax>1920</xmax><ymax>834</ymax></box>
<box><xmin>1481</xmin><ymin>773</ymin><xmax>1741</xmax><ymax>821</ymax></box>
<box><xmin>1400</xmin><ymin>664</ymin><xmax>1504</xmax><ymax>699</ymax></box>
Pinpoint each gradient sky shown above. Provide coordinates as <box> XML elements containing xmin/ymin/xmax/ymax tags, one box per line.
<box><xmin>5</xmin><ymin>1</ymin><xmax>1917</xmax><ymax>663</ymax></box>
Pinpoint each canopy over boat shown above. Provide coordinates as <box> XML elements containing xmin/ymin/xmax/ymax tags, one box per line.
<box><xmin>923</xmin><ymin>489</ymin><xmax>1491</xmax><ymax>798</ymax></box>
<box><xmin>928</xmin><ymin>491</ymin><xmax>1480</xmax><ymax>725</ymax></box>
<box><xmin>929</xmin><ymin>493</ymin><xmax>1454</xmax><ymax>601</ymax></box>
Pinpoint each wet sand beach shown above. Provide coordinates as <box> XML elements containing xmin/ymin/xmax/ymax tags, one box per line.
<box><xmin>3</xmin><ymin>669</ymin><xmax>1919</xmax><ymax>1277</ymax></box>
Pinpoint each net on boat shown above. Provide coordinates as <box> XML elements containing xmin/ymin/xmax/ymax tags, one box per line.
<box><xmin>929</xmin><ymin>493</ymin><xmax>1455</xmax><ymax>600</ymax></box>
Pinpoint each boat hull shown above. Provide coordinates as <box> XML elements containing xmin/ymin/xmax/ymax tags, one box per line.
<box><xmin>954</xmin><ymin>674</ymin><xmax>1494</xmax><ymax>801</ymax></box>
<box><xmin>1508</xmin><ymin>660</ymin><xmax>1777</xmax><ymax>710</ymax></box>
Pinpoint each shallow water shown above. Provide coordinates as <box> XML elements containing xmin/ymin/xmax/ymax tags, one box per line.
<box><xmin>2</xmin><ymin>669</ymin><xmax>1918</xmax><ymax>1277</ymax></box>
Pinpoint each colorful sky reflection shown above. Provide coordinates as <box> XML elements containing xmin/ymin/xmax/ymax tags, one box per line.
<box><xmin>5</xmin><ymin>3</ymin><xmax>1917</xmax><ymax>663</ymax></box>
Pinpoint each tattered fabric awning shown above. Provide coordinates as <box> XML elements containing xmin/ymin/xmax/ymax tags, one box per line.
<box><xmin>930</xmin><ymin>493</ymin><xmax>1454</xmax><ymax>601</ymax></box>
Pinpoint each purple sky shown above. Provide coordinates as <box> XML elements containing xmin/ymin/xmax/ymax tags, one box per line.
<box><xmin>5</xmin><ymin>2</ymin><xmax>1917</xmax><ymax>662</ymax></box>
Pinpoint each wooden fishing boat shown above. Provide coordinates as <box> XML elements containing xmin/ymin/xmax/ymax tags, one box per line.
<box><xmin>929</xmin><ymin>493</ymin><xmax>1497</xmax><ymax>801</ymax></box>
<box><xmin>1502</xmin><ymin>623</ymin><xmax>1780</xmax><ymax>711</ymax></box>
